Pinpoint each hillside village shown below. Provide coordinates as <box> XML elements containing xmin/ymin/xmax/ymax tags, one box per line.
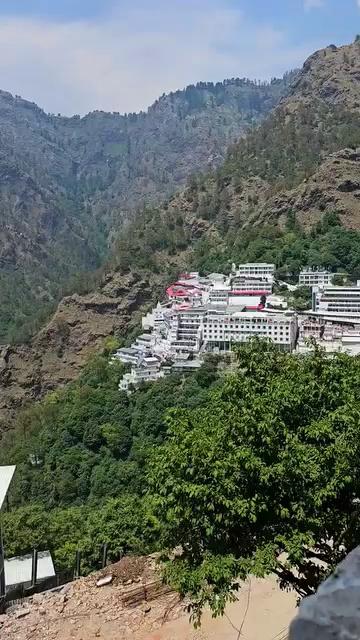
<box><xmin>112</xmin><ymin>262</ymin><xmax>360</xmax><ymax>392</ymax></box>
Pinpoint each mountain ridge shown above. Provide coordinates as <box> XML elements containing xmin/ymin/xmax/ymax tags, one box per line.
<box><xmin>0</xmin><ymin>73</ymin><xmax>294</xmax><ymax>342</ymax></box>
<box><xmin>2</xmin><ymin>40</ymin><xmax>360</xmax><ymax>430</ymax></box>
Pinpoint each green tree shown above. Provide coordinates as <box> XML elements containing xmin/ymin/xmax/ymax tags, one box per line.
<box><xmin>149</xmin><ymin>340</ymin><xmax>360</xmax><ymax>623</ymax></box>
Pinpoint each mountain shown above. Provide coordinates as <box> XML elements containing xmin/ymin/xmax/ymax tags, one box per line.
<box><xmin>0</xmin><ymin>76</ymin><xmax>293</xmax><ymax>343</ymax></box>
<box><xmin>1</xmin><ymin>40</ymin><xmax>360</xmax><ymax>431</ymax></box>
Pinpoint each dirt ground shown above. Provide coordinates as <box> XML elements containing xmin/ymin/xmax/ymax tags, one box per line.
<box><xmin>140</xmin><ymin>577</ymin><xmax>296</xmax><ymax>640</ymax></box>
<box><xmin>0</xmin><ymin>557</ymin><xmax>297</xmax><ymax>640</ymax></box>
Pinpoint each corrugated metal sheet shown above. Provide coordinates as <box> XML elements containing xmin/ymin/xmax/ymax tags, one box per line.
<box><xmin>5</xmin><ymin>551</ymin><xmax>55</xmax><ymax>588</ymax></box>
<box><xmin>0</xmin><ymin>465</ymin><xmax>16</xmax><ymax>510</ymax></box>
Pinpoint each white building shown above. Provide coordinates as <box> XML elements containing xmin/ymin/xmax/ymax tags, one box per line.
<box><xmin>112</xmin><ymin>347</ymin><xmax>142</xmax><ymax>366</ymax></box>
<box><xmin>134</xmin><ymin>334</ymin><xmax>154</xmax><ymax>352</ymax></box>
<box><xmin>234</xmin><ymin>263</ymin><xmax>275</xmax><ymax>281</ymax></box>
<box><xmin>168</xmin><ymin>308</ymin><xmax>205</xmax><ymax>357</ymax></box>
<box><xmin>202</xmin><ymin>310</ymin><xmax>297</xmax><ymax>352</ymax></box>
<box><xmin>230</xmin><ymin>275</ymin><xmax>273</xmax><ymax>294</ymax></box>
<box><xmin>299</xmin><ymin>268</ymin><xmax>334</xmax><ymax>287</ymax></box>
<box><xmin>119</xmin><ymin>356</ymin><xmax>165</xmax><ymax>392</ymax></box>
<box><xmin>313</xmin><ymin>286</ymin><xmax>360</xmax><ymax>319</ymax></box>
<box><xmin>208</xmin><ymin>285</ymin><xmax>230</xmax><ymax>306</ymax></box>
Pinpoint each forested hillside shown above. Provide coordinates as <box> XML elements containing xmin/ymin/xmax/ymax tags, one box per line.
<box><xmin>1</xmin><ymin>351</ymin><xmax>222</xmax><ymax>571</ymax></box>
<box><xmin>3</xmin><ymin>339</ymin><xmax>360</xmax><ymax>620</ymax></box>
<box><xmin>2</xmin><ymin>41</ymin><xmax>360</xmax><ymax>430</ymax></box>
<box><xmin>0</xmin><ymin>76</ymin><xmax>292</xmax><ymax>343</ymax></box>
<box><xmin>3</xmin><ymin>39</ymin><xmax>360</xmax><ymax>617</ymax></box>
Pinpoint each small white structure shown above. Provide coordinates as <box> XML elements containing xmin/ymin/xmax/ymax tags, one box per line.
<box><xmin>5</xmin><ymin>551</ymin><xmax>55</xmax><ymax>591</ymax></box>
<box><xmin>119</xmin><ymin>356</ymin><xmax>165</xmax><ymax>392</ymax></box>
<box><xmin>299</xmin><ymin>268</ymin><xmax>334</xmax><ymax>287</ymax></box>
<box><xmin>112</xmin><ymin>347</ymin><xmax>141</xmax><ymax>366</ymax></box>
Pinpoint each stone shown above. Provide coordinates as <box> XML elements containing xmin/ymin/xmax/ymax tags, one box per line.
<box><xmin>142</xmin><ymin>604</ymin><xmax>152</xmax><ymax>614</ymax></box>
<box><xmin>96</xmin><ymin>575</ymin><xmax>113</xmax><ymax>588</ymax></box>
<box><xmin>15</xmin><ymin>609</ymin><xmax>31</xmax><ymax>619</ymax></box>
<box><xmin>290</xmin><ymin>546</ymin><xmax>360</xmax><ymax>640</ymax></box>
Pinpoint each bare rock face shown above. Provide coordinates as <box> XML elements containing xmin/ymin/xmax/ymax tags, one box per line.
<box><xmin>252</xmin><ymin>148</ymin><xmax>360</xmax><ymax>231</ymax></box>
<box><xmin>0</xmin><ymin>270</ymin><xmax>166</xmax><ymax>433</ymax></box>
<box><xmin>289</xmin><ymin>42</ymin><xmax>360</xmax><ymax>113</ymax></box>
<box><xmin>290</xmin><ymin>546</ymin><xmax>360</xmax><ymax>639</ymax></box>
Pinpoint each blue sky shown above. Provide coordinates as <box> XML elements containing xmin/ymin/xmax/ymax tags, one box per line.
<box><xmin>0</xmin><ymin>0</ymin><xmax>358</xmax><ymax>115</ymax></box>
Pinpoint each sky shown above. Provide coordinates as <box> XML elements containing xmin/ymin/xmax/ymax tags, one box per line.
<box><xmin>0</xmin><ymin>0</ymin><xmax>358</xmax><ymax>116</ymax></box>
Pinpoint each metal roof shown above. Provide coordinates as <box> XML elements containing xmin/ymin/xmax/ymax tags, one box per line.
<box><xmin>0</xmin><ymin>465</ymin><xmax>16</xmax><ymax>511</ymax></box>
<box><xmin>5</xmin><ymin>551</ymin><xmax>55</xmax><ymax>588</ymax></box>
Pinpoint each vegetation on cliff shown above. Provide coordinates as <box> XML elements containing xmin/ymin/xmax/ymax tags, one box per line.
<box><xmin>150</xmin><ymin>340</ymin><xmax>360</xmax><ymax>621</ymax></box>
<box><xmin>0</xmin><ymin>76</ymin><xmax>292</xmax><ymax>343</ymax></box>
<box><xmin>3</xmin><ymin>339</ymin><xmax>360</xmax><ymax>620</ymax></box>
<box><xmin>1</xmin><ymin>351</ymin><xmax>221</xmax><ymax>570</ymax></box>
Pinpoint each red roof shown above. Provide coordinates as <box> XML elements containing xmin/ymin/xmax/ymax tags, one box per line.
<box><xmin>167</xmin><ymin>281</ymin><xmax>202</xmax><ymax>298</ymax></box>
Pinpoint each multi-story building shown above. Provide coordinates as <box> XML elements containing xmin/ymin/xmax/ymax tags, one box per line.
<box><xmin>119</xmin><ymin>356</ymin><xmax>165</xmax><ymax>392</ymax></box>
<box><xmin>299</xmin><ymin>268</ymin><xmax>334</xmax><ymax>287</ymax></box>
<box><xmin>168</xmin><ymin>308</ymin><xmax>205</xmax><ymax>357</ymax></box>
<box><xmin>230</xmin><ymin>275</ymin><xmax>273</xmax><ymax>294</ymax></box>
<box><xmin>112</xmin><ymin>347</ymin><xmax>142</xmax><ymax>366</ymax></box>
<box><xmin>313</xmin><ymin>286</ymin><xmax>360</xmax><ymax>319</ymax></box>
<box><xmin>208</xmin><ymin>285</ymin><xmax>230</xmax><ymax>306</ymax></box>
<box><xmin>202</xmin><ymin>309</ymin><xmax>297</xmax><ymax>352</ymax></box>
<box><xmin>234</xmin><ymin>263</ymin><xmax>275</xmax><ymax>281</ymax></box>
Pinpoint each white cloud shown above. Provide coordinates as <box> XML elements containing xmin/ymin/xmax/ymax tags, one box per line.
<box><xmin>0</xmin><ymin>3</ymin><xmax>320</xmax><ymax>116</ymax></box>
<box><xmin>304</xmin><ymin>0</ymin><xmax>325</xmax><ymax>10</ymax></box>
<box><xmin>357</xmin><ymin>0</ymin><xmax>360</xmax><ymax>8</ymax></box>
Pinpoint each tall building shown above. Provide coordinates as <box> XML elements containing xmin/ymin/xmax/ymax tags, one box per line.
<box><xmin>234</xmin><ymin>263</ymin><xmax>275</xmax><ymax>281</ymax></box>
<box><xmin>230</xmin><ymin>275</ymin><xmax>273</xmax><ymax>294</ymax></box>
<box><xmin>313</xmin><ymin>286</ymin><xmax>360</xmax><ymax>320</ymax></box>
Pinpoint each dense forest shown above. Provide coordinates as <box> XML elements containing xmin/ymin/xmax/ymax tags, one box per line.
<box><xmin>1</xmin><ymin>348</ymin><xmax>222</xmax><ymax>573</ymax></box>
<box><xmin>3</xmin><ymin>339</ymin><xmax>360</xmax><ymax>622</ymax></box>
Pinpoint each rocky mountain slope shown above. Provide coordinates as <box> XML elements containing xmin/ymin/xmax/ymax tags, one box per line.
<box><xmin>0</xmin><ymin>76</ymin><xmax>292</xmax><ymax>342</ymax></box>
<box><xmin>1</xmin><ymin>40</ymin><xmax>360</xmax><ymax>431</ymax></box>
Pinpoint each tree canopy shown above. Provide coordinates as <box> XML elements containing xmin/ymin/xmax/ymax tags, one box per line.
<box><xmin>149</xmin><ymin>340</ymin><xmax>360</xmax><ymax>623</ymax></box>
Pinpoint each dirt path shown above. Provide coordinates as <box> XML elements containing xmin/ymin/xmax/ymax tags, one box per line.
<box><xmin>139</xmin><ymin>577</ymin><xmax>296</xmax><ymax>640</ymax></box>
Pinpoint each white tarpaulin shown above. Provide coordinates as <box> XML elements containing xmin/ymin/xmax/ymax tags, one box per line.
<box><xmin>0</xmin><ymin>465</ymin><xmax>16</xmax><ymax>510</ymax></box>
<box><xmin>5</xmin><ymin>551</ymin><xmax>55</xmax><ymax>588</ymax></box>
